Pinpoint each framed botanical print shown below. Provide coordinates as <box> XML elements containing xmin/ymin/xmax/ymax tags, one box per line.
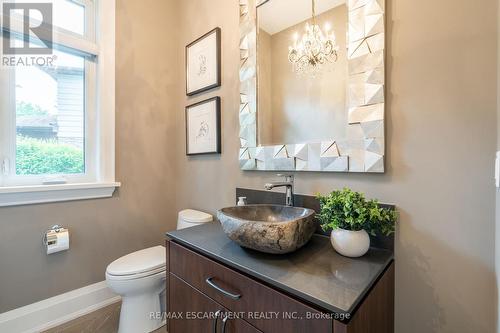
<box><xmin>185</xmin><ymin>97</ymin><xmax>221</xmax><ymax>155</ymax></box>
<box><xmin>186</xmin><ymin>27</ymin><xmax>221</xmax><ymax>96</ymax></box>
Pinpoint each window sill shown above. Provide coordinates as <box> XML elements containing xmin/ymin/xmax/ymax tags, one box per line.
<box><xmin>0</xmin><ymin>182</ymin><xmax>121</xmax><ymax>207</ymax></box>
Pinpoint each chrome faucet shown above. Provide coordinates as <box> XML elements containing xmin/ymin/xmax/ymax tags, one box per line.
<box><xmin>264</xmin><ymin>174</ymin><xmax>294</xmax><ymax>206</ymax></box>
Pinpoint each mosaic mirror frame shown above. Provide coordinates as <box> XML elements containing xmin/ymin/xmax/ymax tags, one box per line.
<box><xmin>238</xmin><ymin>0</ymin><xmax>386</xmax><ymax>173</ymax></box>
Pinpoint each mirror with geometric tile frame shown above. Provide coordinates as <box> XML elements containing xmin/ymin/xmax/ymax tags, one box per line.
<box><xmin>239</xmin><ymin>0</ymin><xmax>386</xmax><ymax>173</ymax></box>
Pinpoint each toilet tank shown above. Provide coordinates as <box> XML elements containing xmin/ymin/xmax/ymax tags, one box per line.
<box><xmin>177</xmin><ymin>209</ymin><xmax>213</xmax><ymax>230</ymax></box>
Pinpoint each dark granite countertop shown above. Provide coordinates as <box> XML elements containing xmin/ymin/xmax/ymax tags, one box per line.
<box><xmin>166</xmin><ymin>222</ymin><xmax>393</xmax><ymax>314</ymax></box>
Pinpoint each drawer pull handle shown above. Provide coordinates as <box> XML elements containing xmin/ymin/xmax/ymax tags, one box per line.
<box><xmin>213</xmin><ymin>310</ymin><xmax>221</xmax><ymax>333</ymax></box>
<box><xmin>221</xmin><ymin>315</ymin><xmax>229</xmax><ymax>333</ymax></box>
<box><xmin>205</xmin><ymin>277</ymin><xmax>242</xmax><ymax>300</ymax></box>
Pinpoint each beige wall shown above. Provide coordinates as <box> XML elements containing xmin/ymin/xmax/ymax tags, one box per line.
<box><xmin>0</xmin><ymin>1</ymin><xmax>497</xmax><ymax>333</ymax></box>
<box><xmin>175</xmin><ymin>0</ymin><xmax>497</xmax><ymax>332</ymax></box>
<box><xmin>0</xmin><ymin>0</ymin><xmax>180</xmax><ymax>313</ymax></box>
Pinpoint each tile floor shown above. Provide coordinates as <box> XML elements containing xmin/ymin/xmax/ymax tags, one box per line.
<box><xmin>42</xmin><ymin>302</ymin><xmax>165</xmax><ymax>333</ymax></box>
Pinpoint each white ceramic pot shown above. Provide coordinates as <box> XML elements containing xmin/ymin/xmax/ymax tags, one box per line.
<box><xmin>330</xmin><ymin>228</ymin><xmax>370</xmax><ymax>258</ymax></box>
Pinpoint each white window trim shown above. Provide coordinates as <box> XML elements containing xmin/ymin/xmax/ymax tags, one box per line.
<box><xmin>0</xmin><ymin>0</ymin><xmax>119</xmax><ymax>207</ymax></box>
<box><xmin>0</xmin><ymin>182</ymin><xmax>119</xmax><ymax>207</ymax></box>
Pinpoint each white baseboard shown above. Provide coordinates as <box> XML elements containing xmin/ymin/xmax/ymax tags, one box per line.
<box><xmin>0</xmin><ymin>281</ymin><xmax>121</xmax><ymax>333</ymax></box>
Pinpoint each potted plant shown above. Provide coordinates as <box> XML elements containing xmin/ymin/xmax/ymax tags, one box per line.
<box><xmin>316</xmin><ymin>188</ymin><xmax>397</xmax><ymax>258</ymax></box>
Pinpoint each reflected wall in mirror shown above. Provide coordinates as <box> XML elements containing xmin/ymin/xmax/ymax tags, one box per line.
<box><xmin>239</xmin><ymin>0</ymin><xmax>386</xmax><ymax>173</ymax></box>
<box><xmin>258</xmin><ymin>0</ymin><xmax>348</xmax><ymax>145</ymax></box>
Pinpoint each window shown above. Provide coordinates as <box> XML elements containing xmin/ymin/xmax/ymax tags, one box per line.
<box><xmin>0</xmin><ymin>0</ymin><xmax>118</xmax><ymax>206</ymax></box>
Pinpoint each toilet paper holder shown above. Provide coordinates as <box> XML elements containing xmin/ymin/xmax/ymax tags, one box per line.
<box><xmin>43</xmin><ymin>225</ymin><xmax>70</xmax><ymax>254</ymax></box>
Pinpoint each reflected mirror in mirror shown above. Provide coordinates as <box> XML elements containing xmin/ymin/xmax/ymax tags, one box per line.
<box><xmin>257</xmin><ymin>0</ymin><xmax>347</xmax><ymax>146</ymax></box>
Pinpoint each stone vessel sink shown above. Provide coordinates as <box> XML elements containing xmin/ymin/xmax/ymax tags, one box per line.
<box><xmin>217</xmin><ymin>205</ymin><xmax>316</xmax><ymax>254</ymax></box>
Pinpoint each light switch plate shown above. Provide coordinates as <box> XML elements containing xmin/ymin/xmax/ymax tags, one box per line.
<box><xmin>495</xmin><ymin>152</ymin><xmax>500</xmax><ymax>188</ymax></box>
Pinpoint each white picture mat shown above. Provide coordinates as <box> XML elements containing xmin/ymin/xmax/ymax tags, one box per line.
<box><xmin>187</xmin><ymin>31</ymin><xmax>218</xmax><ymax>93</ymax></box>
<box><xmin>187</xmin><ymin>100</ymin><xmax>218</xmax><ymax>154</ymax></box>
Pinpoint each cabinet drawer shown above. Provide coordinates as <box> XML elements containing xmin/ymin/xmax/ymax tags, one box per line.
<box><xmin>169</xmin><ymin>274</ymin><xmax>261</xmax><ymax>333</ymax></box>
<box><xmin>169</xmin><ymin>241</ymin><xmax>331</xmax><ymax>333</ymax></box>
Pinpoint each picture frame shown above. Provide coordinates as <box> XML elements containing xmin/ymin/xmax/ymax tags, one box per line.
<box><xmin>185</xmin><ymin>97</ymin><xmax>221</xmax><ymax>155</ymax></box>
<box><xmin>186</xmin><ymin>27</ymin><xmax>221</xmax><ymax>96</ymax></box>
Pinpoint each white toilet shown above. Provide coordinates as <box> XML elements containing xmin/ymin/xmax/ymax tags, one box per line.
<box><xmin>106</xmin><ymin>209</ymin><xmax>212</xmax><ymax>333</ymax></box>
<box><xmin>106</xmin><ymin>246</ymin><xmax>166</xmax><ymax>333</ymax></box>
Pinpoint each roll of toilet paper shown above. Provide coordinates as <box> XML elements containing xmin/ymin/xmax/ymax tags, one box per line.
<box><xmin>45</xmin><ymin>228</ymin><xmax>70</xmax><ymax>254</ymax></box>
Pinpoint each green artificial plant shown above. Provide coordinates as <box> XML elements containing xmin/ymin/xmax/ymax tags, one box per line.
<box><xmin>316</xmin><ymin>188</ymin><xmax>397</xmax><ymax>236</ymax></box>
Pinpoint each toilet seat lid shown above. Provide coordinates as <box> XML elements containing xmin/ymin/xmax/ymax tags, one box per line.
<box><xmin>179</xmin><ymin>209</ymin><xmax>213</xmax><ymax>223</ymax></box>
<box><xmin>107</xmin><ymin>245</ymin><xmax>165</xmax><ymax>276</ymax></box>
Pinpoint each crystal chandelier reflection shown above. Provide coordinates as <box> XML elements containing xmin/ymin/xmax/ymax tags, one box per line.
<box><xmin>288</xmin><ymin>0</ymin><xmax>339</xmax><ymax>76</ymax></box>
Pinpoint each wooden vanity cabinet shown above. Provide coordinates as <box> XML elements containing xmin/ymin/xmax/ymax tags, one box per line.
<box><xmin>165</xmin><ymin>239</ymin><xmax>394</xmax><ymax>333</ymax></box>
